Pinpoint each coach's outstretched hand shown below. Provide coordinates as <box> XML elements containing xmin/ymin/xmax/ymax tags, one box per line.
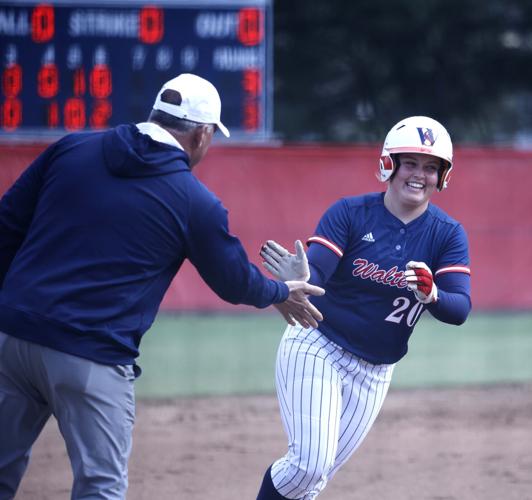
<box><xmin>275</xmin><ymin>281</ymin><xmax>325</xmax><ymax>329</ymax></box>
<box><xmin>261</xmin><ymin>240</ymin><xmax>310</xmax><ymax>282</ymax></box>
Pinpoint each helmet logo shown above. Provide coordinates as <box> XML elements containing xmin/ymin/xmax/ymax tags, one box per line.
<box><xmin>417</xmin><ymin>127</ymin><xmax>435</xmax><ymax>146</ymax></box>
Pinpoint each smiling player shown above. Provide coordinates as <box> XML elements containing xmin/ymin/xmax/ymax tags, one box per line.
<box><xmin>257</xmin><ymin>116</ymin><xmax>472</xmax><ymax>499</ymax></box>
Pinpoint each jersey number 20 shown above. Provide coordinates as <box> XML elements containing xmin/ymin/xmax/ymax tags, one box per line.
<box><xmin>385</xmin><ymin>297</ymin><xmax>424</xmax><ymax>327</ymax></box>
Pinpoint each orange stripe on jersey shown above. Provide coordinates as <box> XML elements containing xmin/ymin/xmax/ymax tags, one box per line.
<box><xmin>435</xmin><ymin>265</ymin><xmax>471</xmax><ymax>276</ymax></box>
<box><xmin>307</xmin><ymin>236</ymin><xmax>343</xmax><ymax>257</ymax></box>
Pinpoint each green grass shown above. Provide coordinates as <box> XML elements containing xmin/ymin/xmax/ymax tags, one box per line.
<box><xmin>136</xmin><ymin>313</ymin><xmax>284</xmax><ymax>398</ymax></box>
<box><xmin>393</xmin><ymin>312</ymin><xmax>532</xmax><ymax>387</ymax></box>
<box><xmin>135</xmin><ymin>311</ymin><xmax>532</xmax><ymax>398</ymax></box>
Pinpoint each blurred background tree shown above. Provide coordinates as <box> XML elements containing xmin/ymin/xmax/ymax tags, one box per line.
<box><xmin>273</xmin><ymin>0</ymin><xmax>532</xmax><ymax>144</ymax></box>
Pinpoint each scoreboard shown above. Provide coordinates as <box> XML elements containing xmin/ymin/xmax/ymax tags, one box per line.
<box><xmin>0</xmin><ymin>0</ymin><xmax>272</xmax><ymax>141</ymax></box>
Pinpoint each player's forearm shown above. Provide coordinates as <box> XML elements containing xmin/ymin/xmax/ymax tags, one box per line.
<box><xmin>426</xmin><ymin>289</ymin><xmax>471</xmax><ymax>325</ymax></box>
<box><xmin>307</xmin><ymin>243</ymin><xmax>341</xmax><ymax>288</ymax></box>
<box><xmin>309</xmin><ymin>263</ymin><xmax>327</xmax><ymax>288</ymax></box>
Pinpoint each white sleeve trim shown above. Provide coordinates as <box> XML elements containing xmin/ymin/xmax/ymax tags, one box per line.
<box><xmin>307</xmin><ymin>236</ymin><xmax>343</xmax><ymax>258</ymax></box>
<box><xmin>435</xmin><ymin>265</ymin><xmax>471</xmax><ymax>276</ymax></box>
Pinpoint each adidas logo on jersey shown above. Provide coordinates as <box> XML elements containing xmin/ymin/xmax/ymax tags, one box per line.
<box><xmin>361</xmin><ymin>232</ymin><xmax>375</xmax><ymax>243</ymax></box>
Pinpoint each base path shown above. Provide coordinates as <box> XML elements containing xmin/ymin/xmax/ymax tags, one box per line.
<box><xmin>17</xmin><ymin>384</ymin><xmax>532</xmax><ymax>500</ymax></box>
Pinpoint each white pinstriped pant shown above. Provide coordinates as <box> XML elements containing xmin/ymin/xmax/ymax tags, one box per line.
<box><xmin>271</xmin><ymin>325</ymin><xmax>394</xmax><ymax>499</ymax></box>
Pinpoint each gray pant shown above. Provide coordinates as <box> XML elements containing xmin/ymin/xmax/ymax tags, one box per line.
<box><xmin>0</xmin><ymin>331</ymin><xmax>136</xmax><ymax>500</ymax></box>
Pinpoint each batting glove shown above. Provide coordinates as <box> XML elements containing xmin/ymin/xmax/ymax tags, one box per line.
<box><xmin>404</xmin><ymin>261</ymin><xmax>438</xmax><ymax>304</ymax></box>
<box><xmin>260</xmin><ymin>240</ymin><xmax>310</xmax><ymax>282</ymax></box>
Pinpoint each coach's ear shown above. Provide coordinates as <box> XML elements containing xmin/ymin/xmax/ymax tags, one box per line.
<box><xmin>189</xmin><ymin>124</ymin><xmax>214</xmax><ymax>168</ymax></box>
<box><xmin>196</xmin><ymin>124</ymin><xmax>215</xmax><ymax>147</ymax></box>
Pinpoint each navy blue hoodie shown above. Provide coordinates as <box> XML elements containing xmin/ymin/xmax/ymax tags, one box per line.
<box><xmin>0</xmin><ymin>124</ymin><xmax>288</xmax><ymax>365</ymax></box>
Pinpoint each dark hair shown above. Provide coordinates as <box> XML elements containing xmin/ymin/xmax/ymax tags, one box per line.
<box><xmin>148</xmin><ymin>88</ymin><xmax>207</xmax><ymax>133</ymax></box>
<box><xmin>389</xmin><ymin>153</ymin><xmax>400</xmax><ymax>181</ymax></box>
<box><xmin>148</xmin><ymin>109</ymin><xmax>202</xmax><ymax>133</ymax></box>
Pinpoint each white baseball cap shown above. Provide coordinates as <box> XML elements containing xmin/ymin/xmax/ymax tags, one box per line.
<box><xmin>152</xmin><ymin>73</ymin><xmax>230</xmax><ymax>138</ymax></box>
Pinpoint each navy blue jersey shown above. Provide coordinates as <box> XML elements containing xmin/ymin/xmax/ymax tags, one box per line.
<box><xmin>307</xmin><ymin>192</ymin><xmax>471</xmax><ymax>364</ymax></box>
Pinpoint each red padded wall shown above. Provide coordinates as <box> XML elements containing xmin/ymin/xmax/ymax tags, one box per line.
<box><xmin>1</xmin><ymin>142</ymin><xmax>530</xmax><ymax>310</ymax></box>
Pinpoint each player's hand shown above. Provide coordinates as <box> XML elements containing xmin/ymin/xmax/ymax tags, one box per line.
<box><xmin>260</xmin><ymin>240</ymin><xmax>310</xmax><ymax>282</ymax></box>
<box><xmin>276</xmin><ymin>280</ymin><xmax>325</xmax><ymax>329</ymax></box>
<box><xmin>404</xmin><ymin>261</ymin><xmax>438</xmax><ymax>304</ymax></box>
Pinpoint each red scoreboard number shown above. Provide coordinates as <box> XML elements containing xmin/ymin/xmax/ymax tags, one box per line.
<box><xmin>242</xmin><ymin>68</ymin><xmax>261</xmax><ymax>131</ymax></box>
<box><xmin>139</xmin><ymin>6</ymin><xmax>164</xmax><ymax>44</ymax></box>
<box><xmin>31</xmin><ymin>4</ymin><xmax>54</xmax><ymax>43</ymax></box>
<box><xmin>238</xmin><ymin>8</ymin><xmax>264</xmax><ymax>46</ymax></box>
<box><xmin>2</xmin><ymin>64</ymin><xmax>22</xmax><ymax>98</ymax></box>
<box><xmin>37</xmin><ymin>63</ymin><xmax>59</xmax><ymax>98</ymax></box>
<box><xmin>2</xmin><ymin>63</ymin><xmax>22</xmax><ymax>130</ymax></box>
<box><xmin>2</xmin><ymin>97</ymin><xmax>22</xmax><ymax>131</ymax></box>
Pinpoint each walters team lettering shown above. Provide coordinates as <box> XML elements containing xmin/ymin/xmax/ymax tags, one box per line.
<box><xmin>352</xmin><ymin>258</ymin><xmax>408</xmax><ymax>288</ymax></box>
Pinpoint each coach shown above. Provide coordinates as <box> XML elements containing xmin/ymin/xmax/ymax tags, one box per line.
<box><xmin>0</xmin><ymin>73</ymin><xmax>324</xmax><ymax>499</ymax></box>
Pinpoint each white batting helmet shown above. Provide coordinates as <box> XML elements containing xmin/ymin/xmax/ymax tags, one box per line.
<box><xmin>379</xmin><ymin>116</ymin><xmax>453</xmax><ymax>191</ymax></box>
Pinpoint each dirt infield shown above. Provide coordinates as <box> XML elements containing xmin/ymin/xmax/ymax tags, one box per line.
<box><xmin>16</xmin><ymin>384</ymin><xmax>532</xmax><ymax>500</ymax></box>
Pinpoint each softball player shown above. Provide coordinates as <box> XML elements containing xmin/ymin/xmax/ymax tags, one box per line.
<box><xmin>257</xmin><ymin>116</ymin><xmax>472</xmax><ymax>499</ymax></box>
